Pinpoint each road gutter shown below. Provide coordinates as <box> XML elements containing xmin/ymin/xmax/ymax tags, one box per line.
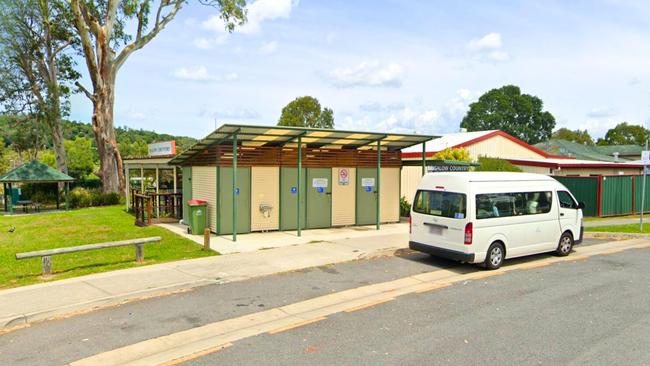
<box><xmin>68</xmin><ymin>238</ymin><xmax>650</xmax><ymax>366</ymax></box>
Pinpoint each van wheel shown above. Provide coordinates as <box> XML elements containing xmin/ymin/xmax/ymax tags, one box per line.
<box><xmin>484</xmin><ymin>242</ymin><xmax>505</xmax><ymax>270</ymax></box>
<box><xmin>556</xmin><ymin>232</ymin><xmax>573</xmax><ymax>256</ymax></box>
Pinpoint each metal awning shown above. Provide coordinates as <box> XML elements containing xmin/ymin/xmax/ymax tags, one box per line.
<box><xmin>170</xmin><ymin>124</ymin><xmax>437</xmax><ymax>165</ymax></box>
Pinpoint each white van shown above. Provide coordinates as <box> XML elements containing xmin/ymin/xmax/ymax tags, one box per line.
<box><xmin>409</xmin><ymin>172</ymin><xmax>584</xmax><ymax>270</ymax></box>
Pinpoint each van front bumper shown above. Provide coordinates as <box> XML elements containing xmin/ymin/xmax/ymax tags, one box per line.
<box><xmin>409</xmin><ymin>241</ymin><xmax>475</xmax><ymax>262</ymax></box>
<box><xmin>575</xmin><ymin>226</ymin><xmax>584</xmax><ymax>244</ymax></box>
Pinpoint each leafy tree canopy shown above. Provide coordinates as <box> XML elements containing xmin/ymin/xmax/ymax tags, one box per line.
<box><xmin>474</xmin><ymin>156</ymin><xmax>522</xmax><ymax>172</ymax></box>
<box><xmin>460</xmin><ymin>85</ymin><xmax>555</xmax><ymax>144</ymax></box>
<box><xmin>432</xmin><ymin>147</ymin><xmax>471</xmax><ymax>162</ymax></box>
<box><xmin>552</xmin><ymin>128</ymin><xmax>594</xmax><ymax>145</ymax></box>
<box><xmin>596</xmin><ymin>122</ymin><xmax>648</xmax><ymax>146</ymax></box>
<box><xmin>278</xmin><ymin>96</ymin><xmax>334</xmax><ymax>129</ymax></box>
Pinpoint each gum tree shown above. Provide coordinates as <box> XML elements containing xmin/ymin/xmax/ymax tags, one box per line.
<box><xmin>68</xmin><ymin>0</ymin><xmax>246</xmax><ymax>192</ymax></box>
<box><xmin>0</xmin><ymin>0</ymin><xmax>79</xmax><ymax>174</ymax></box>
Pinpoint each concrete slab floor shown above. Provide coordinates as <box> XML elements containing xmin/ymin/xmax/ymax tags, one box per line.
<box><xmin>157</xmin><ymin>222</ymin><xmax>408</xmax><ymax>254</ymax></box>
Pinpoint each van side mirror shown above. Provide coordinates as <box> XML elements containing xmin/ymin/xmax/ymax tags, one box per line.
<box><xmin>576</xmin><ymin>201</ymin><xmax>585</xmax><ymax>209</ymax></box>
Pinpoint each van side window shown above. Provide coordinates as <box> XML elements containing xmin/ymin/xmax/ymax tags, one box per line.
<box><xmin>557</xmin><ymin>190</ymin><xmax>577</xmax><ymax>209</ymax></box>
<box><xmin>476</xmin><ymin>191</ymin><xmax>552</xmax><ymax>219</ymax></box>
<box><xmin>413</xmin><ymin>190</ymin><xmax>467</xmax><ymax>219</ymax></box>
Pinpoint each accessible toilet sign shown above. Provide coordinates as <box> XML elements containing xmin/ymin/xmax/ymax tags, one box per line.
<box><xmin>312</xmin><ymin>178</ymin><xmax>328</xmax><ymax>188</ymax></box>
<box><xmin>361</xmin><ymin>178</ymin><xmax>375</xmax><ymax>187</ymax></box>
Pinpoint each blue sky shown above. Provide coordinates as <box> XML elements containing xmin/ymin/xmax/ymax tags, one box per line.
<box><xmin>68</xmin><ymin>0</ymin><xmax>650</xmax><ymax>140</ymax></box>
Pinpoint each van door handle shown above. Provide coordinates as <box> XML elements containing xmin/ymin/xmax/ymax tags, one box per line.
<box><xmin>560</xmin><ymin>213</ymin><xmax>565</xmax><ymax>217</ymax></box>
<box><xmin>423</xmin><ymin>222</ymin><xmax>448</xmax><ymax>229</ymax></box>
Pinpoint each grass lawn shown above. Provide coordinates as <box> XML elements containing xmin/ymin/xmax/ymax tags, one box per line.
<box><xmin>0</xmin><ymin>206</ymin><xmax>216</xmax><ymax>289</ymax></box>
<box><xmin>586</xmin><ymin>223</ymin><xmax>650</xmax><ymax>234</ymax></box>
<box><xmin>583</xmin><ymin>214</ymin><xmax>641</xmax><ymax>222</ymax></box>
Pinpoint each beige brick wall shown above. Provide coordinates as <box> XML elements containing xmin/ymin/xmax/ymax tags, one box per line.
<box><xmin>332</xmin><ymin>167</ymin><xmax>356</xmax><ymax>226</ymax></box>
<box><xmin>251</xmin><ymin>167</ymin><xmax>280</xmax><ymax>231</ymax></box>
<box><xmin>380</xmin><ymin>167</ymin><xmax>400</xmax><ymax>223</ymax></box>
<box><xmin>191</xmin><ymin>166</ymin><xmax>217</xmax><ymax>232</ymax></box>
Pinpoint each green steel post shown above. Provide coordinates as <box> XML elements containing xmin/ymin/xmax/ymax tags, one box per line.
<box><xmin>297</xmin><ymin>136</ymin><xmax>302</xmax><ymax>237</ymax></box>
<box><xmin>233</xmin><ymin>133</ymin><xmax>238</xmax><ymax>242</ymax></box>
<box><xmin>65</xmin><ymin>182</ymin><xmax>70</xmax><ymax>210</ymax></box>
<box><xmin>641</xmin><ymin>139</ymin><xmax>648</xmax><ymax>230</ymax></box>
<box><xmin>421</xmin><ymin>141</ymin><xmax>426</xmax><ymax>176</ymax></box>
<box><xmin>376</xmin><ymin>140</ymin><xmax>381</xmax><ymax>230</ymax></box>
<box><xmin>9</xmin><ymin>183</ymin><xmax>14</xmax><ymax>214</ymax></box>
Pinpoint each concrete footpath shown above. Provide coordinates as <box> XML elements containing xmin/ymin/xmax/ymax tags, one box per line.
<box><xmin>0</xmin><ymin>227</ymin><xmax>409</xmax><ymax>331</ymax></box>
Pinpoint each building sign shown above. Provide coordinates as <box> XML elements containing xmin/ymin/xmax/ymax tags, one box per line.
<box><xmin>338</xmin><ymin>168</ymin><xmax>349</xmax><ymax>186</ymax></box>
<box><xmin>312</xmin><ymin>178</ymin><xmax>328</xmax><ymax>188</ymax></box>
<box><xmin>642</xmin><ymin>150</ymin><xmax>650</xmax><ymax>165</ymax></box>
<box><xmin>361</xmin><ymin>178</ymin><xmax>375</xmax><ymax>187</ymax></box>
<box><xmin>148</xmin><ymin>141</ymin><xmax>176</xmax><ymax>157</ymax></box>
<box><xmin>427</xmin><ymin>164</ymin><xmax>470</xmax><ymax>173</ymax></box>
<box><xmin>364</xmin><ymin>186</ymin><xmax>372</xmax><ymax>192</ymax></box>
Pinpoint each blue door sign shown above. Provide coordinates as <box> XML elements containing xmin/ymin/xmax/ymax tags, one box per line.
<box><xmin>317</xmin><ymin>187</ymin><xmax>324</xmax><ymax>193</ymax></box>
<box><xmin>234</xmin><ymin>187</ymin><xmax>240</xmax><ymax>195</ymax></box>
<box><xmin>290</xmin><ymin>186</ymin><xmax>297</xmax><ymax>194</ymax></box>
<box><xmin>365</xmin><ymin>186</ymin><xmax>372</xmax><ymax>192</ymax></box>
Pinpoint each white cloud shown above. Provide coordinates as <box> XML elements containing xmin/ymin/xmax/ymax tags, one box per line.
<box><xmin>326</xmin><ymin>32</ymin><xmax>336</xmax><ymax>44</ymax></box>
<box><xmin>457</xmin><ymin>88</ymin><xmax>471</xmax><ymax>100</ymax></box>
<box><xmin>193</xmin><ymin>35</ymin><xmax>228</xmax><ymax>50</ymax></box>
<box><xmin>487</xmin><ymin>50</ymin><xmax>510</xmax><ymax>61</ymax></box>
<box><xmin>586</xmin><ymin>106</ymin><xmax>617</xmax><ymax>118</ymax></box>
<box><xmin>258</xmin><ymin>41</ymin><xmax>278</xmax><ymax>54</ymax></box>
<box><xmin>327</xmin><ymin>61</ymin><xmax>403</xmax><ymax>88</ymax></box>
<box><xmin>129</xmin><ymin>112</ymin><xmax>146</xmax><ymax>120</ymax></box>
<box><xmin>467</xmin><ymin>32</ymin><xmax>509</xmax><ymax>62</ymax></box>
<box><xmin>340</xmin><ymin>107</ymin><xmax>441</xmax><ymax>134</ymax></box>
<box><xmin>202</xmin><ymin>0</ymin><xmax>298</xmax><ymax>35</ymax></box>
<box><xmin>358</xmin><ymin>101</ymin><xmax>405</xmax><ymax>112</ymax></box>
<box><xmin>173</xmin><ymin>66</ymin><xmax>239</xmax><ymax>82</ymax></box>
<box><xmin>198</xmin><ymin>106</ymin><xmax>261</xmax><ymax>120</ymax></box>
<box><xmin>467</xmin><ymin>32</ymin><xmax>503</xmax><ymax>51</ymax></box>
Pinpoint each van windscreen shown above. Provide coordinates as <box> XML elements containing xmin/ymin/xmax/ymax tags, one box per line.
<box><xmin>413</xmin><ymin>190</ymin><xmax>467</xmax><ymax>219</ymax></box>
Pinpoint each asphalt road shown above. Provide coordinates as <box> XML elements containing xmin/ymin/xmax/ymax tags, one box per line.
<box><xmin>187</xmin><ymin>245</ymin><xmax>650</xmax><ymax>366</ymax></box>
<box><xmin>0</xmin><ymin>238</ymin><xmax>627</xmax><ymax>366</ymax></box>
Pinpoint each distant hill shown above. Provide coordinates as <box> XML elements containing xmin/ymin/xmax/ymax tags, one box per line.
<box><xmin>0</xmin><ymin>116</ymin><xmax>197</xmax><ymax>156</ymax></box>
<box><xmin>62</xmin><ymin>120</ymin><xmax>197</xmax><ymax>152</ymax></box>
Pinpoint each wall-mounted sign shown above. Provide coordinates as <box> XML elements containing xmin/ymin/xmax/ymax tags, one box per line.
<box><xmin>364</xmin><ymin>186</ymin><xmax>372</xmax><ymax>192</ymax></box>
<box><xmin>338</xmin><ymin>168</ymin><xmax>349</xmax><ymax>186</ymax></box>
<box><xmin>312</xmin><ymin>178</ymin><xmax>328</xmax><ymax>188</ymax></box>
<box><xmin>290</xmin><ymin>186</ymin><xmax>297</xmax><ymax>194</ymax></box>
<box><xmin>427</xmin><ymin>165</ymin><xmax>470</xmax><ymax>173</ymax></box>
<box><xmin>361</xmin><ymin>178</ymin><xmax>375</xmax><ymax>187</ymax></box>
<box><xmin>317</xmin><ymin>187</ymin><xmax>325</xmax><ymax>193</ymax></box>
<box><xmin>148</xmin><ymin>140</ymin><xmax>176</xmax><ymax>157</ymax></box>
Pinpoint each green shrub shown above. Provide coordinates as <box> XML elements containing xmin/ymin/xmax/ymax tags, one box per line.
<box><xmin>68</xmin><ymin>188</ymin><xmax>120</xmax><ymax>208</ymax></box>
<box><xmin>69</xmin><ymin>187</ymin><xmax>92</xmax><ymax>208</ymax></box>
<box><xmin>474</xmin><ymin>156</ymin><xmax>522</xmax><ymax>172</ymax></box>
<box><xmin>400</xmin><ymin>196</ymin><xmax>412</xmax><ymax>217</ymax></box>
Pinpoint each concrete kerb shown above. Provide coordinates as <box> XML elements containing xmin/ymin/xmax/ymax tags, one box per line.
<box><xmin>68</xmin><ymin>238</ymin><xmax>650</xmax><ymax>366</ymax></box>
<box><xmin>0</xmin><ymin>232</ymin><xmax>409</xmax><ymax>331</ymax></box>
<box><xmin>583</xmin><ymin>231</ymin><xmax>650</xmax><ymax>241</ymax></box>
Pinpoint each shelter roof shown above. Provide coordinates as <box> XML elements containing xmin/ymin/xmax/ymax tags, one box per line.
<box><xmin>170</xmin><ymin>124</ymin><xmax>437</xmax><ymax>165</ymax></box>
<box><xmin>0</xmin><ymin>160</ymin><xmax>74</xmax><ymax>183</ymax></box>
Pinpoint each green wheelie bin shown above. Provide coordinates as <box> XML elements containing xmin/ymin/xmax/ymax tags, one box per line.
<box><xmin>187</xmin><ymin>199</ymin><xmax>208</xmax><ymax>234</ymax></box>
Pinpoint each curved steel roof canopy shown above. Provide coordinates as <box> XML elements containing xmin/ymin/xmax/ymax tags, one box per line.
<box><xmin>170</xmin><ymin>124</ymin><xmax>438</xmax><ymax>165</ymax></box>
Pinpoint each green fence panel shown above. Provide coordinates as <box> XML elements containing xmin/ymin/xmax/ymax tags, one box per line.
<box><xmin>553</xmin><ymin>176</ymin><xmax>598</xmax><ymax>217</ymax></box>
<box><xmin>601</xmin><ymin>175</ymin><xmax>633</xmax><ymax>216</ymax></box>
<box><xmin>634</xmin><ymin>175</ymin><xmax>650</xmax><ymax>214</ymax></box>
